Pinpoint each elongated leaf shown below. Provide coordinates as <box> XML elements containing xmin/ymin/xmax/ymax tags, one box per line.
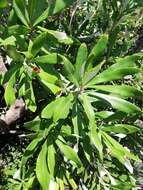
<box><xmin>7</xmin><ymin>25</ymin><xmax>29</xmax><ymax>35</ymax></box>
<box><xmin>39</xmin><ymin>79</ymin><xmax>61</xmax><ymax>94</ymax></box>
<box><xmin>91</xmin><ymin>85</ymin><xmax>143</xmax><ymax>98</ymax></box>
<box><xmin>74</xmin><ymin>43</ymin><xmax>88</xmax><ymax>82</ymax></box>
<box><xmin>38</xmin><ymin>69</ymin><xmax>58</xmax><ymax>84</ymax></box>
<box><xmin>56</xmin><ymin>137</ymin><xmax>82</xmax><ymax>167</ymax></box>
<box><xmin>41</xmin><ymin>94</ymin><xmax>74</xmax><ymax>122</ymax></box>
<box><xmin>48</xmin><ymin>0</ymin><xmax>74</xmax><ymax>15</ymax></box>
<box><xmin>28</xmin><ymin>0</ymin><xmax>46</xmax><ymax>25</ymax></box>
<box><xmin>86</xmin><ymin>34</ymin><xmax>108</xmax><ymax>68</ymax></box>
<box><xmin>4</xmin><ymin>72</ymin><xmax>16</xmax><ymax>105</ymax></box>
<box><xmin>58</xmin><ymin>54</ymin><xmax>78</xmax><ymax>86</ymax></box>
<box><xmin>47</xmin><ymin>144</ymin><xmax>55</xmax><ymax>176</ymax></box>
<box><xmin>31</xmin><ymin>32</ymin><xmax>47</xmax><ymax>56</ymax></box>
<box><xmin>102</xmin><ymin>124</ymin><xmax>140</xmax><ymax>134</ymax></box>
<box><xmin>38</xmin><ymin>26</ymin><xmax>73</xmax><ymax>44</ymax></box>
<box><xmin>65</xmin><ymin>170</ymin><xmax>77</xmax><ymax>190</ymax></box>
<box><xmin>13</xmin><ymin>0</ymin><xmax>29</xmax><ymax>27</ymax></box>
<box><xmin>35</xmin><ymin>53</ymin><xmax>57</xmax><ymax>64</ymax></box>
<box><xmin>115</xmin><ymin>54</ymin><xmax>141</xmax><ymax>68</ymax></box>
<box><xmin>25</xmin><ymin>80</ymin><xmax>37</xmax><ymax>112</ymax></box>
<box><xmin>21</xmin><ymin>137</ymin><xmax>42</xmax><ymax>167</ymax></box>
<box><xmin>101</xmin><ymin>131</ymin><xmax>139</xmax><ymax>162</ymax></box>
<box><xmin>33</xmin><ymin>7</ymin><xmax>49</xmax><ymax>26</ymax></box>
<box><xmin>80</xmin><ymin>94</ymin><xmax>103</xmax><ymax>159</ymax></box>
<box><xmin>36</xmin><ymin>140</ymin><xmax>50</xmax><ymax>190</ymax></box>
<box><xmin>72</xmin><ymin>103</ymin><xmax>82</xmax><ymax>138</ymax></box>
<box><xmin>95</xmin><ymin>111</ymin><xmax>114</xmax><ymax>119</ymax></box>
<box><xmin>80</xmin><ymin>94</ymin><xmax>95</xmax><ymax>125</ymax></box>
<box><xmin>0</xmin><ymin>36</ymin><xmax>16</xmax><ymax>46</ymax></box>
<box><xmin>88</xmin><ymin>92</ymin><xmax>141</xmax><ymax>113</ymax></box>
<box><xmin>86</xmin><ymin>67</ymin><xmax>139</xmax><ymax>86</ymax></box>
<box><xmin>83</xmin><ymin>60</ymin><xmax>105</xmax><ymax>85</ymax></box>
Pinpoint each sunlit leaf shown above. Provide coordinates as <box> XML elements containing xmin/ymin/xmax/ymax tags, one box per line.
<box><xmin>56</xmin><ymin>137</ymin><xmax>82</xmax><ymax>167</ymax></box>
<box><xmin>88</xmin><ymin>92</ymin><xmax>141</xmax><ymax>113</ymax></box>
<box><xmin>36</xmin><ymin>140</ymin><xmax>50</xmax><ymax>190</ymax></box>
<box><xmin>41</xmin><ymin>94</ymin><xmax>74</xmax><ymax>122</ymax></box>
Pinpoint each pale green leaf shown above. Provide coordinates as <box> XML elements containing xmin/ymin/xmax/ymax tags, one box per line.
<box><xmin>91</xmin><ymin>85</ymin><xmax>143</xmax><ymax>98</ymax></box>
<box><xmin>36</xmin><ymin>140</ymin><xmax>50</xmax><ymax>190</ymax></box>
<box><xmin>56</xmin><ymin>137</ymin><xmax>82</xmax><ymax>167</ymax></box>
<box><xmin>35</xmin><ymin>53</ymin><xmax>57</xmax><ymax>64</ymax></box>
<box><xmin>74</xmin><ymin>43</ymin><xmax>88</xmax><ymax>82</ymax></box>
<box><xmin>102</xmin><ymin>124</ymin><xmax>140</xmax><ymax>134</ymax></box>
<box><xmin>41</xmin><ymin>94</ymin><xmax>74</xmax><ymax>122</ymax></box>
<box><xmin>88</xmin><ymin>92</ymin><xmax>141</xmax><ymax>113</ymax></box>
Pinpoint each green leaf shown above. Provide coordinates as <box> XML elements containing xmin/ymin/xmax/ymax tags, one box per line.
<box><xmin>0</xmin><ymin>36</ymin><xmax>16</xmax><ymax>46</ymax></box>
<box><xmin>38</xmin><ymin>26</ymin><xmax>73</xmax><ymax>44</ymax></box>
<box><xmin>4</xmin><ymin>72</ymin><xmax>16</xmax><ymax>105</ymax></box>
<box><xmin>7</xmin><ymin>25</ymin><xmax>29</xmax><ymax>35</ymax></box>
<box><xmin>90</xmin><ymin>125</ymin><xmax>103</xmax><ymax>160</ymax></box>
<box><xmin>31</xmin><ymin>32</ymin><xmax>47</xmax><ymax>57</ymax></box>
<box><xmin>36</xmin><ymin>140</ymin><xmax>50</xmax><ymax>190</ymax></box>
<box><xmin>23</xmin><ymin>116</ymin><xmax>41</xmax><ymax>132</ymax></box>
<box><xmin>37</xmin><ymin>69</ymin><xmax>61</xmax><ymax>94</ymax></box>
<box><xmin>48</xmin><ymin>0</ymin><xmax>74</xmax><ymax>15</ymax></box>
<box><xmin>25</xmin><ymin>80</ymin><xmax>37</xmax><ymax>112</ymax></box>
<box><xmin>0</xmin><ymin>0</ymin><xmax>8</xmax><ymax>8</ymax></box>
<box><xmin>83</xmin><ymin>60</ymin><xmax>105</xmax><ymax>85</ymax></box>
<box><xmin>95</xmin><ymin>111</ymin><xmax>114</xmax><ymax>119</ymax></box>
<box><xmin>65</xmin><ymin>170</ymin><xmax>77</xmax><ymax>190</ymax></box>
<box><xmin>47</xmin><ymin>144</ymin><xmax>55</xmax><ymax>176</ymax></box>
<box><xmin>80</xmin><ymin>94</ymin><xmax>95</xmax><ymax>125</ymax></box>
<box><xmin>38</xmin><ymin>68</ymin><xmax>58</xmax><ymax>84</ymax></box>
<box><xmin>58</xmin><ymin>54</ymin><xmax>78</xmax><ymax>86</ymax></box>
<box><xmin>115</xmin><ymin>54</ymin><xmax>141</xmax><ymax>68</ymax></box>
<box><xmin>102</xmin><ymin>124</ymin><xmax>140</xmax><ymax>134</ymax></box>
<box><xmin>86</xmin><ymin>34</ymin><xmax>108</xmax><ymax>68</ymax></box>
<box><xmin>13</xmin><ymin>0</ymin><xmax>29</xmax><ymax>27</ymax></box>
<box><xmin>41</xmin><ymin>94</ymin><xmax>74</xmax><ymax>122</ymax></box>
<box><xmin>86</xmin><ymin>67</ymin><xmax>139</xmax><ymax>86</ymax></box>
<box><xmin>88</xmin><ymin>92</ymin><xmax>141</xmax><ymax>113</ymax></box>
<box><xmin>21</xmin><ymin>137</ymin><xmax>42</xmax><ymax>167</ymax></box>
<box><xmin>39</xmin><ymin>79</ymin><xmax>61</xmax><ymax>94</ymax></box>
<box><xmin>74</xmin><ymin>43</ymin><xmax>88</xmax><ymax>82</ymax></box>
<box><xmin>33</xmin><ymin>7</ymin><xmax>49</xmax><ymax>26</ymax></box>
<box><xmin>91</xmin><ymin>85</ymin><xmax>143</xmax><ymax>98</ymax></box>
<box><xmin>35</xmin><ymin>53</ymin><xmax>57</xmax><ymax>64</ymax></box>
<box><xmin>72</xmin><ymin>103</ymin><xmax>82</xmax><ymax>138</ymax></box>
<box><xmin>101</xmin><ymin>131</ymin><xmax>139</xmax><ymax>163</ymax></box>
<box><xmin>28</xmin><ymin>0</ymin><xmax>46</xmax><ymax>25</ymax></box>
<box><xmin>80</xmin><ymin>94</ymin><xmax>103</xmax><ymax>159</ymax></box>
<box><xmin>56</xmin><ymin>137</ymin><xmax>82</xmax><ymax>167</ymax></box>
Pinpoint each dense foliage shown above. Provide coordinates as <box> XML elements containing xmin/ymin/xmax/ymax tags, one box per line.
<box><xmin>0</xmin><ymin>0</ymin><xmax>143</xmax><ymax>189</ymax></box>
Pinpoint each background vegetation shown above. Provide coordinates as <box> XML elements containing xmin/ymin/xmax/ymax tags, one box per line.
<box><xmin>0</xmin><ymin>0</ymin><xmax>143</xmax><ymax>189</ymax></box>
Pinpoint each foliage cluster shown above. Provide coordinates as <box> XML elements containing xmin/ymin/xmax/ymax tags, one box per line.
<box><xmin>0</xmin><ymin>0</ymin><xmax>143</xmax><ymax>189</ymax></box>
